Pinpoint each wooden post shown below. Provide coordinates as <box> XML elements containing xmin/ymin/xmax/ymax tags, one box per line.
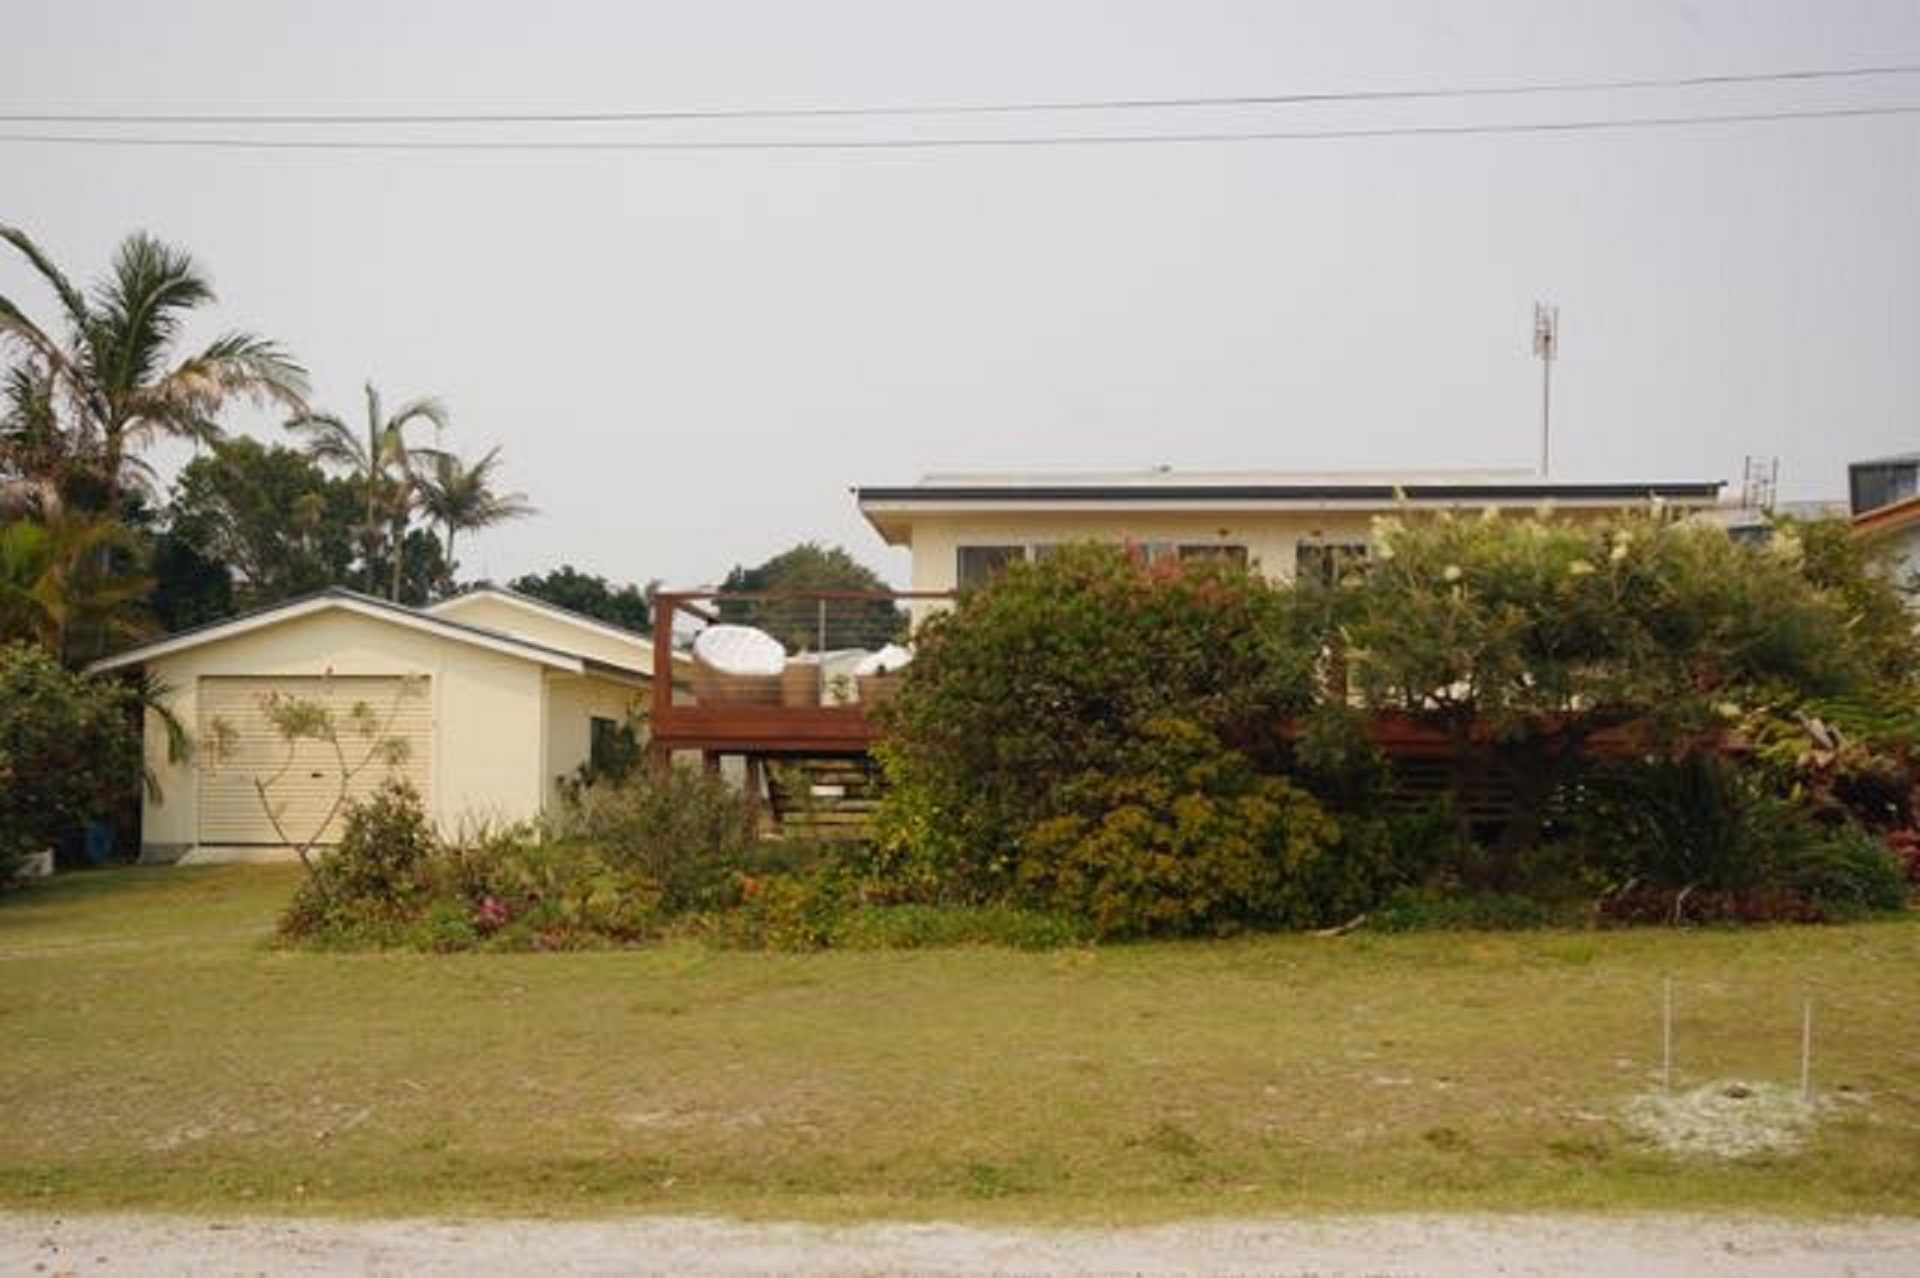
<box><xmin>649</xmin><ymin>592</ymin><xmax>676</xmax><ymax>772</ymax></box>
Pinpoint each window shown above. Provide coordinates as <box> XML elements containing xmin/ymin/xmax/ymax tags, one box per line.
<box><xmin>1849</xmin><ymin>461</ymin><xmax>1920</xmax><ymax>516</ymax></box>
<box><xmin>589</xmin><ymin>716</ymin><xmax>624</xmax><ymax>774</ymax></box>
<box><xmin>1178</xmin><ymin>544</ymin><xmax>1248</xmax><ymax>567</ymax></box>
<box><xmin>957</xmin><ymin>545</ymin><xmax>1025</xmax><ymax>589</ymax></box>
<box><xmin>1295</xmin><ymin>542</ymin><xmax>1369</xmax><ymax>588</ymax></box>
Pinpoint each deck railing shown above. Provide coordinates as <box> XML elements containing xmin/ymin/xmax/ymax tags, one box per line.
<box><xmin>648</xmin><ymin>588</ymin><xmax>953</xmax><ymax>764</ymax></box>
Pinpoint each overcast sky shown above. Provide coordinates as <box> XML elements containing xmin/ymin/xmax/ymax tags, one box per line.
<box><xmin>3</xmin><ymin>1</ymin><xmax>1916</xmax><ymax>588</ymax></box>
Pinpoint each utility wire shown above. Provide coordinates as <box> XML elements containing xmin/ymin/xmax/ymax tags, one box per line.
<box><xmin>0</xmin><ymin>103</ymin><xmax>1916</xmax><ymax>152</ymax></box>
<box><xmin>2</xmin><ymin>62</ymin><xmax>1918</xmax><ymax>125</ymax></box>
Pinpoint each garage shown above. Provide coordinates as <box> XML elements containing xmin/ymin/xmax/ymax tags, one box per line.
<box><xmin>88</xmin><ymin>587</ymin><xmax>653</xmax><ymax>862</ymax></box>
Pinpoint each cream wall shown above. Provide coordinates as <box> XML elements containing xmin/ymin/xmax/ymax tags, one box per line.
<box><xmin>140</xmin><ymin>610</ymin><xmax>549</xmax><ymax>858</ymax></box>
<box><xmin>900</xmin><ymin>504</ymin><xmax>1651</xmax><ymax>603</ymax></box>
<box><xmin>542</xmin><ymin>672</ymin><xmax>646</xmax><ymax>805</ymax></box>
<box><xmin>431</xmin><ymin>593</ymin><xmax>653</xmax><ymax>673</ymax></box>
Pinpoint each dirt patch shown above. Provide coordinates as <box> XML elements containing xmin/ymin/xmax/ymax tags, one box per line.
<box><xmin>1623</xmin><ymin>1080</ymin><xmax>1825</xmax><ymax>1159</ymax></box>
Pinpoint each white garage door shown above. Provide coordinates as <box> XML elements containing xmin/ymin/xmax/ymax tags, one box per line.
<box><xmin>196</xmin><ymin>675</ymin><xmax>434</xmax><ymax>846</ymax></box>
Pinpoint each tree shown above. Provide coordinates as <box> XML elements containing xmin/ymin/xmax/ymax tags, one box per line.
<box><xmin>718</xmin><ymin>542</ymin><xmax>903</xmax><ymax>651</ymax></box>
<box><xmin>414</xmin><ymin>446</ymin><xmax>534</xmax><ymax>595</ymax></box>
<box><xmin>0</xmin><ymin>643</ymin><xmax>140</xmax><ymax>882</ymax></box>
<box><xmin>0</xmin><ymin>226</ymin><xmax>307</xmax><ymax>517</ymax></box>
<box><xmin>1338</xmin><ymin>509</ymin><xmax>1867</xmax><ymax>878</ymax></box>
<box><xmin>0</xmin><ymin>507</ymin><xmax>151</xmax><ymax>666</ymax></box>
<box><xmin>160</xmin><ymin>437</ymin><xmax>360</xmax><ymax>614</ymax></box>
<box><xmin>285</xmin><ymin>382</ymin><xmax>447</xmax><ymax>600</ymax></box>
<box><xmin>509</xmin><ymin>565</ymin><xmax>654</xmax><ymax>633</ymax></box>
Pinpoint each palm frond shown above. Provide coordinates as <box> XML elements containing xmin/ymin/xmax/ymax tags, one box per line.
<box><xmin>0</xmin><ymin>224</ymin><xmax>90</xmax><ymax>332</ymax></box>
<box><xmin>284</xmin><ymin>410</ymin><xmax>368</xmax><ymax>472</ymax></box>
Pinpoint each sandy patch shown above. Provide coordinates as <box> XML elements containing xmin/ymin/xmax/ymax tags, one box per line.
<box><xmin>1623</xmin><ymin>1080</ymin><xmax>1824</xmax><ymax>1159</ymax></box>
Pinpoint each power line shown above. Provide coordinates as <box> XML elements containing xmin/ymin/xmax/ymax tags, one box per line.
<box><xmin>0</xmin><ymin>103</ymin><xmax>1916</xmax><ymax>153</ymax></box>
<box><xmin>2</xmin><ymin>63</ymin><xmax>1917</xmax><ymax>126</ymax></box>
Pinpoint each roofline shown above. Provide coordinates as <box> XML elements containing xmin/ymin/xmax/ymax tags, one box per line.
<box><xmin>428</xmin><ymin>584</ymin><xmax>655</xmax><ymax>663</ymax></box>
<box><xmin>856</xmin><ymin>481</ymin><xmax>1725</xmax><ymax>505</ymax></box>
<box><xmin>86</xmin><ymin>588</ymin><xmax>594</xmax><ymax>675</ymax></box>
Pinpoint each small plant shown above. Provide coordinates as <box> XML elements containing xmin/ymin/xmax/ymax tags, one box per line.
<box><xmin>545</xmin><ymin>765</ymin><xmax>759</xmax><ymax>913</ymax></box>
<box><xmin>280</xmin><ymin>779</ymin><xmax>435</xmax><ymax>938</ymax></box>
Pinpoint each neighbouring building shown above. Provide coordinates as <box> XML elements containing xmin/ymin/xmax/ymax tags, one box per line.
<box><xmin>1849</xmin><ymin>453</ymin><xmax>1920</xmax><ymax>594</ymax></box>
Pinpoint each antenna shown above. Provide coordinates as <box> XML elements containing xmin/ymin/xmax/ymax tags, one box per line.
<box><xmin>1533</xmin><ymin>302</ymin><xmax>1559</xmax><ymax>475</ymax></box>
<box><xmin>1740</xmin><ymin>455</ymin><xmax>1780</xmax><ymax>512</ymax></box>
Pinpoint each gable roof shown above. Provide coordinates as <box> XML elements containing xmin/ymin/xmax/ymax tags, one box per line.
<box><xmin>428</xmin><ymin>584</ymin><xmax>653</xmax><ymax>661</ymax></box>
<box><xmin>86</xmin><ymin>587</ymin><xmax>647</xmax><ymax>679</ymax></box>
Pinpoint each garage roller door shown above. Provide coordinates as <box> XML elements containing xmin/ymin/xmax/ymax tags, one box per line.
<box><xmin>196</xmin><ymin>676</ymin><xmax>433</xmax><ymax>846</ymax></box>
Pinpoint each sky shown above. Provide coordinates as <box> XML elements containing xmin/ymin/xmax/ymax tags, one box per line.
<box><xmin>2</xmin><ymin>0</ymin><xmax>1917</xmax><ymax>588</ymax></box>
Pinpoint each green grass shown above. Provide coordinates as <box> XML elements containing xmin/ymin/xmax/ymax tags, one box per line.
<box><xmin>2</xmin><ymin>865</ymin><xmax>1917</xmax><ymax>1221</ymax></box>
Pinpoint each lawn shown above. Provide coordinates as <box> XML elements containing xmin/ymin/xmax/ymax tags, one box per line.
<box><xmin>1</xmin><ymin>865</ymin><xmax>1916</xmax><ymax>1222</ymax></box>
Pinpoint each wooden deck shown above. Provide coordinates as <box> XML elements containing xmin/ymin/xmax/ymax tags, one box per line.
<box><xmin>648</xmin><ymin>588</ymin><xmax>950</xmax><ymax>766</ymax></box>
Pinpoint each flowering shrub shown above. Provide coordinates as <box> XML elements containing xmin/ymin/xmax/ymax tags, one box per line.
<box><xmin>1019</xmin><ymin>719</ymin><xmax>1345</xmax><ymax>937</ymax></box>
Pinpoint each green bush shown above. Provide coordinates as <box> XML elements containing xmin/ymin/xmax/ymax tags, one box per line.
<box><xmin>280</xmin><ymin>779</ymin><xmax>436</xmax><ymax>936</ymax></box>
<box><xmin>1571</xmin><ymin>754</ymin><xmax>1810</xmax><ymax>897</ymax></box>
<box><xmin>544</xmin><ymin>765</ymin><xmax>759</xmax><ymax>912</ymax></box>
<box><xmin>1778</xmin><ymin>824</ymin><xmax>1909</xmax><ymax>919</ymax></box>
<box><xmin>0</xmin><ymin>644</ymin><xmax>140</xmax><ymax>884</ymax></box>
<box><xmin>874</xmin><ymin>543</ymin><xmax>1318</xmax><ymax>902</ymax></box>
<box><xmin>1017</xmin><ymin>719</ymin><xmax>1343</xmax><ymax>937</ymax></box>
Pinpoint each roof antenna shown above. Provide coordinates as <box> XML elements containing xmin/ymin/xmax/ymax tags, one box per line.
<box><xmin>1533</xmin><ymin>302</ymin><xmax>1559</xmax><ymax>476</ymax></box>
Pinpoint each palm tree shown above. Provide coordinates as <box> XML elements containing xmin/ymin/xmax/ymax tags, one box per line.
<box><xmin>0</xmin><ymin>226</ymin><xmax>308</xmax><ymax>516</ymax></box>
<box><xmin>285</xmin><ymin>383</ymin><xmax>448</xmax><ymax>600</ymax></box>
<box><xmin>0</xmin><ymin>507</ymin><xmax>151</xmax><ymax>665</ymax></box>
<box><xmin>414</xmin><ymin>447</ymin><xmax>535</xmax><ymax>595</ymax></box>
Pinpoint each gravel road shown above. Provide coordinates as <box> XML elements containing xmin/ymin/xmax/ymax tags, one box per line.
<box><xmin>6</xmin><ymin>1212</ymin><xmax>1918</xmax><ymax>1277</ymax></box>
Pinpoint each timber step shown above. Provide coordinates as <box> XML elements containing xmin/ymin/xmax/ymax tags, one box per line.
<box><xmin>764</xmin><ymin>756</ymin><xmax>886</xmax><ymax>840</ymax></box>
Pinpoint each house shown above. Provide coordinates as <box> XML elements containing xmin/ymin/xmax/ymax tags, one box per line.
<box><xmin>1850</xmin><ymin>496</ymin><xmax>1920</xmax><ymax>594</ymax></box>
<box><xmin>1848</xmin><ymin>453</ymin><xmax>1920</xmax><ymax>519</ymax></box>
<box><xmin>855</xmin><ymin>469</ymin><xmax>1726</xmax><ymax>606</ymax></box>
<box><xmin>88</xmin><ymin>586</ymin><xmax>651</xmax><ymax>863</ymax></box>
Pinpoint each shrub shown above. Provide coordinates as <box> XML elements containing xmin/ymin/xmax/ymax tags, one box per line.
<box><xmin>1017</xmin><ymin>719</ymin><xmax>1343</xmax><ymax>937</ymax></box>
<box><xmin>1341</xmin><ymin>510</ymin><xmax>1874</xmax><ymax>873</ymax></box>
<box><xmin>0</xmin><ymin>644</ymin><xmax>140</xmax><ymax>884</ymax></box>
<box><xmin>280</xmin><ymin>779</ymin><xmax>435</xmax><ymax>936</ymax></box>
<box><xmin>1778</xmin><ymin>824</ymin><xmax>1908</xmax><ymax>919</ymax></box>
<box><xmin>875</xmin><ymin>543</ymin><xmax>1318</xmax><ymax>900</ymax></box>
<box><xmin>1571</xmin><ymin>754</ymin><xmax>1812</xmax><ymax>898</ymax></box>
<box><xmin>1573</xmin><ymin>755</ymin><xmax>1909</xmax><ymax>923</ymax></box>
<box><xmin>701</xmin><ymin>870</ymin><xmax>846</xmax><ymax>951</ymax></box>
<box><xmin>545</xmin><ymin>765</ymin><xmax>759</xmax><ymax>912</ymax></box>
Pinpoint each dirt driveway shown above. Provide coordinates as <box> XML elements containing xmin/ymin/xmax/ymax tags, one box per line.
<box><xmin>6</xmin><ymin>1212</ymin><xmax>1918</xmax><ymax>1277</ymax></box>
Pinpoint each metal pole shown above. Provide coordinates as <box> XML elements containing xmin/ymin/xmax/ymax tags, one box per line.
<box><xmin>1800</xmin><ymin>998</ymin><xmax>1814</xmax><ymax>1101</ymax></box>
<box><xmin>1662</xmin><ymin>978</ymin><xmax>1674</xmax><ymax>1091</ymax></box>
<box><xmin>1540</xmin><ymin>345</ymin><xmax>1553</xmax><ymax>476</ymax></box>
